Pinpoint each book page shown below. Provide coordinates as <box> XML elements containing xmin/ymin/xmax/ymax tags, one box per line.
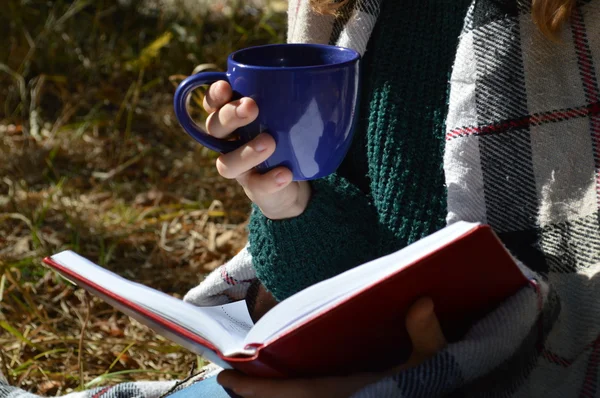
<box><xmin>49</xmin><ymin>251</ymin><xmax>254</xmax><ymax>355</ymax></box>
<box><xmin>244</xmin><ymin>221</ymin><xmax>478</xmax><ymax>346</ymax></box>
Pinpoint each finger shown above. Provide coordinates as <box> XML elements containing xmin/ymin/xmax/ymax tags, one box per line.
<box><xmin>218</xmin><ymin>371</ymin><xmax>339</xmax><ymax>398</ymax></box>
<box><xmin>216</xmin><ymin>133</ymin><xmax>275</xmax><ymax>179</ymax></box>
<box><xmin>217</xmin><ymin>370</ymin><xmax>256</xmax><ymax>397</ymax></box>
<box><xmin>206</xmin><ymin>97</ymin><xmax>259</xmax><ymax>138</ymax></box>
<box><xmin>203</xmin><ymin>80</ymin><xmax>232</xmax><ymax>113</ymax></box>
<box><xmin>244</xmin><ymin>167</ymin><xmax>294</xmax><ymax>195</ymax></box>
<box><xmin>221</xmin><ymin>369</ymin><xmax>396</xmax><ymax>398</ymax></box>
<box><xmin>218</xmin><ymin>371</ymin><xmax>289</xmax><ymax>398</ymax></box>
<box><xmin>405</xmin><ymin>297</ymin><xmax>446</xmax><ymax>366</ymax></box>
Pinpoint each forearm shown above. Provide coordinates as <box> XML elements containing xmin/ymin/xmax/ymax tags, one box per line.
<box><xmin>247</xmin><ymin>172</ymin><xmax>382</xmax><ymax>301</ymax></box>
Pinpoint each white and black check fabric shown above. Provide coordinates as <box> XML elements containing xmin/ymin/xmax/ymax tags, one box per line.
<box><xmin>3</xmin><ymin>1</ymin><xmax>600</xmax><ymax>397</ymax></box>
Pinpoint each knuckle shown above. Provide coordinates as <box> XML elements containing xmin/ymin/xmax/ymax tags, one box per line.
<box><xmin>213</xmin><ymin>81</ymin><xmax>231</xmax><ymax>101</ymax></box>
<box><xmin>244</xmin><ymin>173</ymin><xmax>264</xmax><ymax>195</ymax></box>
<box><xmin>206</xmin><ymin>81</ymin><xmax>230</xmax><ymax>107</ymax></box>
<box><xmin>251</xmin><ymin>174</ymin><xmax>281</xmax><ymax>198</ymax></box>
<box><xmin>205</xmin><ymin>91</ymin><xmax>217</xmax><ymax>109</ymax></box>
<box><xmin>215</xmin><ymin>158</ymin><xmax>236</xmax><ymax>179</ymax></box>
<box><xmin>205</xmin><ymin>113</ymin><xmax>219</xmax><ymax>136</ymax></box>
<box><xmin>243</xmin><ymin>97</ymin><xmax>259</xmax><ymax>116</ymax></box>
<box><xmin>202</xmin><ymin>96</ymin><xmax>213</xmax><ymax>113</ymax></box>
<box><xmin>215</xmin><ymin>80</ymin><xmax>231</xmax><ymax>93</ymax></box>
<box><xmin>220</xmin><ymin>103</ymin><xmax>238</xmax><ymax>126</ymax></box>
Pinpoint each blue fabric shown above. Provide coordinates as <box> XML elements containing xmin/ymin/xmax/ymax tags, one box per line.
<box><xmin>167</xmin><ymin>377</ymin><xmax>241</xmax><ymax>398</ymax></box>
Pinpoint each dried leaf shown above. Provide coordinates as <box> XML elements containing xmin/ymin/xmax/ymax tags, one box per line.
<box><xmin>13</xmin><ymin>237</ymin><xmax>31</xmax><ymax>256</ymax></box>
<box><xmin>202</xmin><ymin>259</ymin><xmax>222</xmax><ymax>272</ymax></box>
<box><xmin>216</xmin><ymin>230</ymin><xmax>234</xmax><ymax>249</ymax></box>
<box><xmin>38</xmin><ymin>380</ymin><xmax>61</xmax><ymax>395</ymax></box>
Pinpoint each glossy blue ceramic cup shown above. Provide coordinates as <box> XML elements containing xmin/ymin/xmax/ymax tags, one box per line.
<box><xmin>173</xmin><ymin>43</ymin><xmax>361</xmax><ymax>181</ymax></box>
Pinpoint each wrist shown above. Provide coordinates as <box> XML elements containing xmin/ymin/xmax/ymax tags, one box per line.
<box><xmin>262</xmin><ymin>181</ymin><xmax>311</xmax><ymax>220</ymax></box>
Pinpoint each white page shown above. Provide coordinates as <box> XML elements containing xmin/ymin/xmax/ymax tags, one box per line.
<box><xmin>245</xmin><ymin>221</ymin><xmax>478</xmax><ymax>346</ymax></box>
<box><xmin>49</xmin><ymin>251</ymin><xmax>254</xmax><ymax>355</ymax></box>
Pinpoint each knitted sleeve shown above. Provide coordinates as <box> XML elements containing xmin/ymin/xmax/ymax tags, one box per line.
<box><xmin>247</xmin><ymin>172</ymin><xmax>382</xmax><ymax>301</ymax></box>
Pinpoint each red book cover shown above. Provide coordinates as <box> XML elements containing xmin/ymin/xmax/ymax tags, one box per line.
<box><xmin>43</xmin><ymin>223</ymin><xmax>530</xmax><ymax>378</ymax></box>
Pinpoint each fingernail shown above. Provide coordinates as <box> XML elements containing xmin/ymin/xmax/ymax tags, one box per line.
<box><xmin>253</xmin><ymin>139</ymin><xmax>266</xmax><ymax>152</ymax></box>
<box><xmin>275</xmin><ymin>172</ymin><xmax>287</xmax><ymax>185</ymax></box>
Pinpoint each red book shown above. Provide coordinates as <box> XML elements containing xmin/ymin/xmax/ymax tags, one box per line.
<box><xmin>43</xmin><ymin>221</ymin><xmax>529</xmax><ymax>378</ymax></box>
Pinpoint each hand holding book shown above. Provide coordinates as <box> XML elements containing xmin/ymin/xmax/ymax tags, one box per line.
<box><xmin>42</xmin><ymin>221</ymin><xmax>529</xmax><ymax>378</ymax></box>
<box><xmin>216</xmin><ymin>297</ymin><xmax>447</xmax><ymax>398</ymax></box>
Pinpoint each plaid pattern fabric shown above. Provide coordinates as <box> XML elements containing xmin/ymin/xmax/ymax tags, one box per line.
<box><xmin>354</xmin><ymin>1</ymin><xmax>600</xmax><ymax>396</ymax></box>
<box><xmin>286</xmin><ymin>0</ymin><xmax>382</xmax><ymax>54</ymax></box>
<box><xmin>3</xmin><ymin>1</ymin><xmax>600</xmax><ymax>397</ymax></box>
<box><xmin>183</xmin><ymin>244</ymin><xmax>256</xmax><ymax>306</ymax></box>
<box><xmin>439</xmin><ymin>0</ymin><xmax>600</xmax><ymax>397</ymax></box>
<box><xmin>0</xmin><ymin>364</ymin><xmax>223</xmax><ymax>398</ymax></box>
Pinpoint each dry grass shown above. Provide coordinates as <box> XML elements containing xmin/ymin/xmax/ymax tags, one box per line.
<box><xmin>0</xmin><ymin>0</ymin><xmax>285</xmax><ymax>394</ymax></box>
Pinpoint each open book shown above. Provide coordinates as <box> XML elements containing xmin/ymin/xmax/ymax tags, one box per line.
<box><xmin>42</xmin><ymin>221</ymin><xmax>529</xmax><ymax>378</ymax></box>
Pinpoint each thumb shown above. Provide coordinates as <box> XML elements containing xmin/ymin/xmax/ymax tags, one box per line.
<box><xmin>404</xmin><ymin>297</ymin><xmax>447</xmax><ymax>367</ymax></box>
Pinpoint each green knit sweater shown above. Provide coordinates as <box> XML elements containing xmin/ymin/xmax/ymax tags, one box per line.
<box><xmin>248</xmin><ymin>0</ymin><xmax>472</xmax><ymax>301</ymax></box>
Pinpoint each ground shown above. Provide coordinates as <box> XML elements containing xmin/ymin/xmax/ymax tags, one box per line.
<box><xmin>0</xmin><ymin>0</ymin><xmax>285</xmax><ymax>394</ymax></box>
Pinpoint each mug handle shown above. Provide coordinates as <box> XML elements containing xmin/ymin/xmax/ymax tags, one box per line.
<box><xmin>174</xmin><ymin>72</ymin><xmax>243</xmax><ymax>153</ymax></box>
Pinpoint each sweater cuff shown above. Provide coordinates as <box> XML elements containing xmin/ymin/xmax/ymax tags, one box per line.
<box><xmin>247</xmin><ymin>174</ymin><xmax>381</xmax><ymax>301</ymax></box>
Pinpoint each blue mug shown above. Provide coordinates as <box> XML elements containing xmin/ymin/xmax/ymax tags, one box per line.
<box><xmin>173</xmin><ymin>43</ymin><xmax>361</xmax><ymax>181</ymax></box>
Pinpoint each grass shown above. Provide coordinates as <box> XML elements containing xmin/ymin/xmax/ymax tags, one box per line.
<box><xmin>0</xmin><ymin>0</ymin><xmax>285</xmax><ymax>394</ymax></box>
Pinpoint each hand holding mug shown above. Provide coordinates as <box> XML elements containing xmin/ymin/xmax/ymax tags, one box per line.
<box><xmin>202</xmin><ymin>80</ymin><xmax>311</xmax><ymax>220</ymax></box>
<box><xmin>174</xmin><ymin>43</ymin><xmax>361</xmax><ymax>219</ymax></box>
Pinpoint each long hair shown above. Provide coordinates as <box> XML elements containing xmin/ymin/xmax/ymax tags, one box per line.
<box><xmin>309</xmin><ymin>0</ymin><xmax>577</xmax><ymax>40</ymax></box>
<box><xmin>531</xmin><ymin>0</ymin><xmax>576</xmax><ymax>39</ymax></box>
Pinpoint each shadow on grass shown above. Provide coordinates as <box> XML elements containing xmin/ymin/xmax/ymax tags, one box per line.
<box><xmin>0</xmin><ymin>0</ymin><xmax>285</xmax><ymax>393</ymax></box>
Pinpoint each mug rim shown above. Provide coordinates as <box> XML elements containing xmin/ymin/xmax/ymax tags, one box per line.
<box><xmin>228</xmin><ymin>43</ymin><xmax>360</xmax><ymax>71</ymax></box>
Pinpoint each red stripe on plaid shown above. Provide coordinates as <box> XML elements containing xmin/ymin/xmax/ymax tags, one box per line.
<box><xmin>541</xmin><ymin>349</ymin><xmax>573</xmax><ymax>367</ymax></box>
<box><xmin>92</xmin><ymin>386</ymin><xmax>113</xmax><ymax>398</ymax></box>
<box><xmin>540</xmin><ymin>334</ymin><xmax>600</xmax><ymax>370</ymax></box>
<box><xmin>446</xmin><ymin>102</ymin><xmax>600</xmax><ymax>140</ymax></box>
<box><xmin>221</xmin><ymin>267</ymin><xmax>237</xmax><ymax>285</ymax></box>
<box><xmin>220</xmin><ymin>267</ymin><xmax>254</xmax><ymax>286</ymax></box>
<box><xmin>572</xmin><ymin>8</ymin><xmax>600</xmax><ymax>207</ymax></box>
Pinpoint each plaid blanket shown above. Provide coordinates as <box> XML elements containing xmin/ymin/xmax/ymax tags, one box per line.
<box><xmin>356</xmin><ymin>0</ymin><xmax>600</xmax><ymax>396</ymax></box>
<box><xmin>3</xmin><ymin>0</ymin><xmax>600</xmax><ymax>397</ymax></box>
